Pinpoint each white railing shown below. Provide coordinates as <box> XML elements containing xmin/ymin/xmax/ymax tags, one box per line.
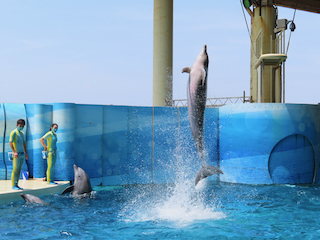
<box><xmin>173</xmin><ymin>96</ymin><xmax>252</xmax><ymax>108</ymax></box>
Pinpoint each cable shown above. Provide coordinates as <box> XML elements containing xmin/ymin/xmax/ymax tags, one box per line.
<box><xmin>240</xmin><ymin>0</ymin><xmax>251</xmax><ymax>38</ymax></box>
<box><xmin>240</xmin><ymin>0</ymin><xmax>258</xmax><ymax>58</ymax></box>
<box><xmin>286</xmin><ymin>1</ymin><xmax>298</xmax><ymax>54</ymax></box>
<box><xmin>283</xmin><ymin>61</ymin><xmax>285</xmax><ymax>103</ymax></box>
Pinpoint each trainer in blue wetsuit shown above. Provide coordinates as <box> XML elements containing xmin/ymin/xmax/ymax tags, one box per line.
<box><xmin>40</xmin><ymin>124</ymin><xmax>58</xmax><ymax>184</ymax></box>
<box><xmin>9</xmin><ymin>119</ymin><xmax>29</xmax><ymax>190</ymax></box>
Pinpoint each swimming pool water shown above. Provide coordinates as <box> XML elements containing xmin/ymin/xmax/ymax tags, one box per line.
<box><xmin>1</xmin><ymin>180</ymin><xmax>320</xmax><ymax>239</ymax></box>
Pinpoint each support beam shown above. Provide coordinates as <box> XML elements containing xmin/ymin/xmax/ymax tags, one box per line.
<box><xmin>153</xmin><ymin>0</ymin><xmax>173</xmax><ymax>106</ymax></box>
<box><xmin>250</xmin><ymin>4</ymin><xmax>281</xmax><ymax>103</ymax></box>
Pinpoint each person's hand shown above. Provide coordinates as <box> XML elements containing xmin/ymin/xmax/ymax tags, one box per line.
<box><xmin>25</xmin><ymin>153</ymin><xmax>28</xmax><ymax>160</ymax></box>
<box><xmin>52</xmin><ymin>150</ymin><xmax>55</xmax><ymax>156</ymax></box>
<box><xmin>44</xmin><ymin>146</ymin><xmax>47</xmax><ymax>151</ymax></box>
<box><xmin>14</xmin><ymin>152</ymin><xmax>18</xmax><ymax>158</ymax></box>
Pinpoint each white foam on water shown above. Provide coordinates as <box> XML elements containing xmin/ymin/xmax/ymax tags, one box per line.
<box><xmin>150</xmin><ymin>179</ymin><xmax>225</xmax><ymax>224</ymax></box>
<box><xmin>120</xmin><ymin>159</ymin><xmax>226</xmax><ymax>225</ymax></box>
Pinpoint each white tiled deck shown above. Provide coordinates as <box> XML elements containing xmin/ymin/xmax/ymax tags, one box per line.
<box><xmin>0</xmin><ymin>179</ymin><xmax>70</xmax><ymax>204</ymax></box>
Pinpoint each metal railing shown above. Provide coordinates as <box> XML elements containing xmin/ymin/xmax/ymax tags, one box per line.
<box><xmin>173</xmin><ymin>95</ymin><xmax>252</xmax><ymax>108</ymax></box>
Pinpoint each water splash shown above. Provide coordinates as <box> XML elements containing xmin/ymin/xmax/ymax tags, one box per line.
<box><xmin>152</xmin><ymin>180</ymin><xmax>225</xmax><ymax>224</ymax></box>
<box><xmin>119</xmin><ymin>155</ymin><xmax>225</xmax><ymax>225</ymax></box>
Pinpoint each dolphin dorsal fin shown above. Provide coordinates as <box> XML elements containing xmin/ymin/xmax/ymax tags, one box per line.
<box><xmin>182</xmin><ymin>67</ymin><xmax>191</xmax><ymax>73</ymax></box>
<box><xmin>61</xmin><ymin>185</ymin><xmax>74</xmax><ymax>195</ymax></box>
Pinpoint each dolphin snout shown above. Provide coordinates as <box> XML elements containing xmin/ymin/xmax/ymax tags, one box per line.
<box><xmin>203</xmin><ymin>44</ymin><xmax>207</xmax><ymax>52</ymax></box>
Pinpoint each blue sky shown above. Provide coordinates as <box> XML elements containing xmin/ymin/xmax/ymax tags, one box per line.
<box><xmin>1</xmin><ymin>1</ymin><xmax>319</xmax><ymax>106</ymax></box>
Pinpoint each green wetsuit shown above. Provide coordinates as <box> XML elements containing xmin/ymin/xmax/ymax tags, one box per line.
<box><xmin>9</xmin><ymin>128</ymin><xmax>25</xmax><ymax>187</ymax></box>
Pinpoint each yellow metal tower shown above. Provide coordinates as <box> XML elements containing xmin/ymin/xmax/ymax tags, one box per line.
<box><xmin>248</xmin><ymin>1</ymin><xmax>287</xmax><ymax>103</ymax></box>
<box><xmin>245</xmin><ymin>0</ymin><xmax>320</xmax><ymax>103</ymax></box>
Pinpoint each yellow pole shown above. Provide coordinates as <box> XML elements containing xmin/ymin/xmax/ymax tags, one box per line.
<box><xmin>153</xmin><ymin>0</ymin><xmax>173</xmax><ymax>106</ymax></box>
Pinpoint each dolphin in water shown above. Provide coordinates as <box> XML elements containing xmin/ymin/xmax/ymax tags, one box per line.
<box><xmin>61</xmin><ymin>164</ymin><xmax>92</xmax><ymax>196</ymax></box>
<box><xmin>20</xmin><ymin>193</ymin><xmax>46</xmax><ymax>204</ymax></box>
<box><xmin>182</xmin><ymin>45</ymin><xmax>223</xmax><ymax>186</ymax></box>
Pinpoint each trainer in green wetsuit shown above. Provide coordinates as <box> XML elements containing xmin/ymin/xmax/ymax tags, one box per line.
<box><xmin>9</xmin><ymin>119</ymin><xmax>29</xmax><ymax>190</ymax></box>
<box><xmin>40</xmin><ymin>123</ymin><xmax>58</xmax><ymax>184</ymax></box>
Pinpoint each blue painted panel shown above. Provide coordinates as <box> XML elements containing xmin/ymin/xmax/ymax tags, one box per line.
<box><xmin>0</xmin><ymin>101</ymin><xmax>318</xmax><ymax>186</ymax></box>
<box><xmin>4</xmin><ymin>103</ymin><xmax>27</xmax><ymax>180</ymax></box>
<box><xmin>25</xmin><ymin>104</ymin><xmax>34</xmax><ymax>178</ymax></box>
<box><xmin>153</xmin><ymin>107</ymin><xmax>178</xmax><ymax>183</ymax></box>
<box><xmin>75</xmin><ymin>104</ymin><xmax>103</xmax><ymax>179</ymax></box>
<box><xmin>177</xmin><ymin>107</ymin><xmax>199</xmax><ymax>178</ymax></box>
<box><xmin>53</xmin><ymin>103</ymin><xmax>75</xmax><ymax>181</ymax></box>
<box><xmin>204</xmin><ymin>108</ymin><xmax>219</xmax><ymax>166</ymax></box>
<box><xmin>126</xmin><ymin>106</ymin><xmax>153</xmax><ymax>184</ymax></box>
<box><xmin>269</xmin><ymin>134</ymin><xmax>315</xmax><ymax>184</ymax></box>
<box><xmin>264</xmin><ymin>105</ymin><xmax>319</xmax><ymax>184</ymax></box>
<box><xmin>134</xmin><ymin>171</ymin><xmax>152</xmax><ymax>184</ymax></box>
<box><xmin>220</xmin><ymin>104</ymin><xmax>267</xmax><ymax>157</ymax></box>
<box><xmin>127</xmin><ymin>106</ymin><xmax>139</xmax><ymax>181</ymax></box>
<box><xmin>102</xmin><ymin>106</ymin><xmax>128</xmax><ymax>184</ymax></box>
<box><xmin>219</xmin><ymin>104</ymin><xmax>279</xmax><ymax>183</ymax></box>
<box><xmin>90</xmin><ymin>177</ymin><xmax>103</xmax><ymax>186</ymax></box>
<box><xmin>0</xmin><ymin>104</ymin><xmax>5</xmax><ymax>180</ymax></box>
<box><xmin>220</xmin><ymin>155</ymin><xmax>271</xmax><ymax>184</ymax></box>
<box><xmin>222</xmin><ymin>167</ymin><xmax>272</xmax><ymax>184</ymax></box>
<box><xmin>136</xmin><ymin>107</ymin><xmax>152</xmax><ymax>183</ymax></box>
<box><xmin>221</xmin><ymin>155</ymin><xmax>269</xmax><ymax>169</ymax></box>
<box><xmin>219</xmin><ymin>103</ymin><xmax>319</xmax><ymax>184</ymax></box>
<box><xmin>102</xmin><ymin>174</ymin><xmax>128</xmax><ymax>186</ymax></box>
<box><xmin>26</xmin><ymin>104</ymin><xmax>52</xmax><ymax>178</ymax></box>
<box><xmin>153</xmin><ymin>169</ymin><xmax>176</xmax><ymax>184</ymax></box>
<box><xmin>137</xmin><ymin>107</ymin><xmax>152</xmax><ymax>170</ymax></box>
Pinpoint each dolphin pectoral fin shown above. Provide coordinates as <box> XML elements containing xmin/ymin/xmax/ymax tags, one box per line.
<box><xmin>195</xmin><ymin>165</ymin><xmax>223</xmax><ymax>186</ymax></box>
<box><xmin>182</xmin><ymin>67</ymin><xmax>191</xmax><ymax>73</ymax></box>
<box><xmin>61</xmin><ymin>185</ymin><xmax>74</xmax><ymax>195</ymax></box>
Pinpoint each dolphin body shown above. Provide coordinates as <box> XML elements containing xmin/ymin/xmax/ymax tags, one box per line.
<box><xmin>182</xmin><ymin>45</ymin><xmax>223</xmax><ymax>186</ymax></box>
<box><xmin>20</xmin><ymin>193</ymin><xmax>46</xmax><ymax>204</ymax></box>
<box><xmin>61</xmin><ymin>165</ymin><xmax>92</xmax><ymax>196</ymax></box>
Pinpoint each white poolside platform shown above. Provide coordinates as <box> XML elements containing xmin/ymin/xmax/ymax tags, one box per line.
<box><xmin>0</xmin><ymin>179</ymin><xmax>70</xmax><ymax>204</ymax></box>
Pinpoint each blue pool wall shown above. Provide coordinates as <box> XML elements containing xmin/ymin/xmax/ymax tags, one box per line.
<box><xmin>219</xmin><ymin>104</ymin><xmax>320</xmax><ymax>184</ymax></box>
<box><xmin>0</xmin><ymin>102</ymin><xmax>319</xmax><ymax>185</ymax></box>
<box><xmin>0</xmin><ymin>103</ymin><xmax>219</xmax><ymax>185</ymax></box>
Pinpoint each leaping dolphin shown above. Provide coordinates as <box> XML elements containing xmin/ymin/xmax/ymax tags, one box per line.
<box><xmin>182</xmin><ymin>45</ymin><xmax>223</xmax><ymax>186</ymax></box>
<box><xmin>61</xmin><ymin>164</ymin><xmax>92</xmax><ymax>196</ymax></box>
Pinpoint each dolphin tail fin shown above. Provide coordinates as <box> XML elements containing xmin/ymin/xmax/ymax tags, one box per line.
<box><xmin>195</xmin><ymin>165</ymin><xmax>223</xmax><ymax>186</ymax></box>
<box><xmin>61</xmin><ymin>185</ymin><xmax>74</xmax><ymax>195</ymax></box>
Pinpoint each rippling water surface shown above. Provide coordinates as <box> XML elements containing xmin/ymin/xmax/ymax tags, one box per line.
<box><xmin>1</xmin><ymin>181</ymin><xmax>320</xmax><ymax>239</ymax></box>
